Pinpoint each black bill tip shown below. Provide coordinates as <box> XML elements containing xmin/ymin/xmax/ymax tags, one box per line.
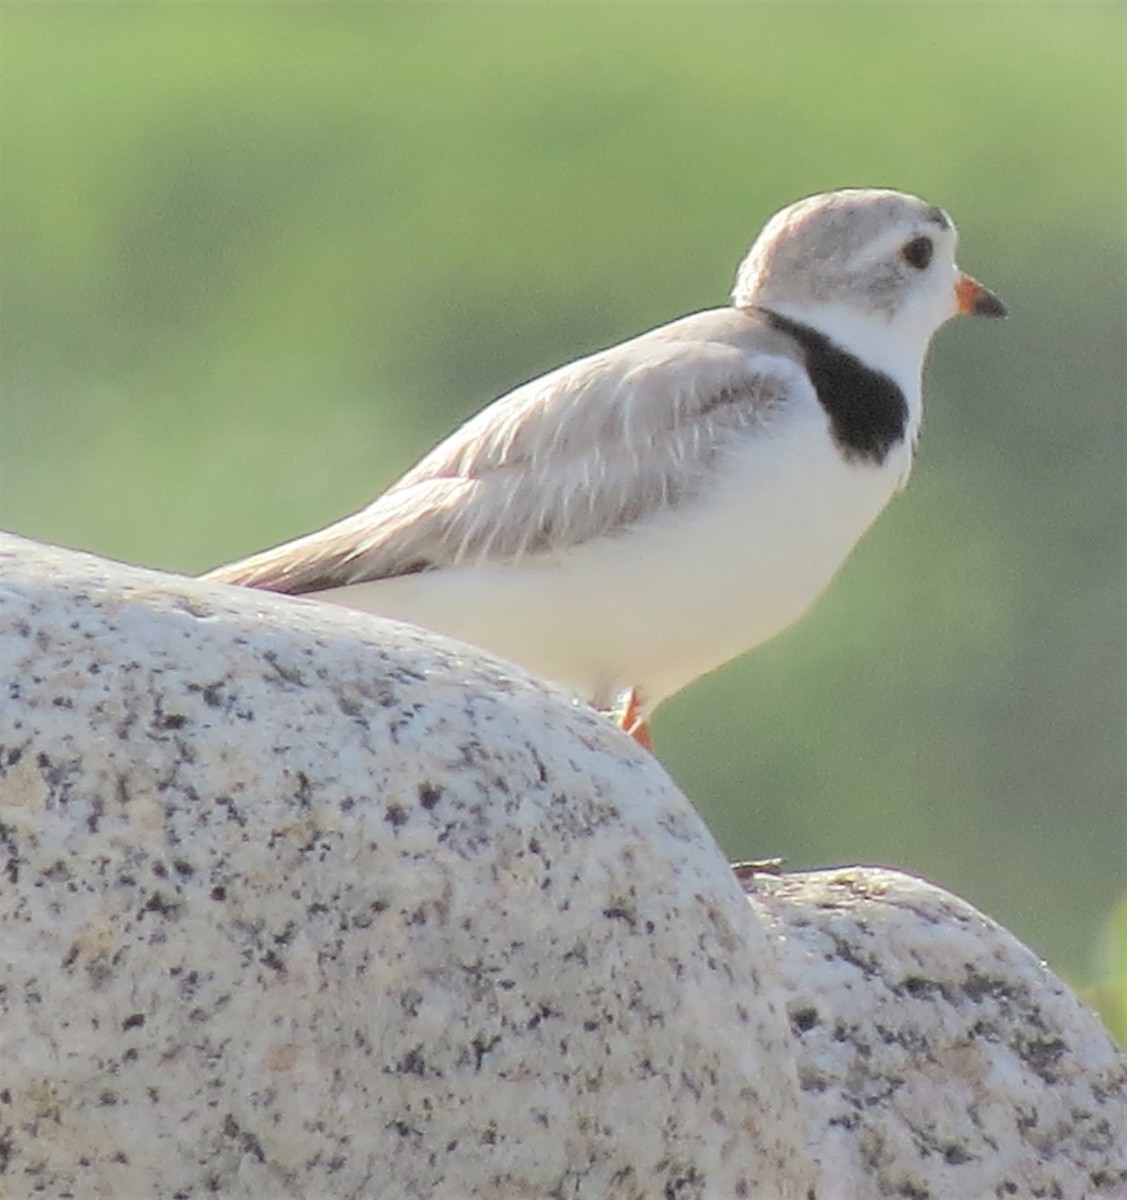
<box><xmin>972</xmin><ymin>287</ymin><xmax>1008</xmax><ymax>318</ymax></box>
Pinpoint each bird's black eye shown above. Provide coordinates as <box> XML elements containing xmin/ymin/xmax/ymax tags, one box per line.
<box><xmin>901</xmin><ymin>236</ymin><xmax>933</xmax><ymax>270</ymax></box>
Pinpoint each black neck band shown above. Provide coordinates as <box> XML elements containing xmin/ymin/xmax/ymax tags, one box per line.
<box><xmin>756</xmin><ymin>307</ymin><xmax>908</xmax><ymax>465</ymax></box>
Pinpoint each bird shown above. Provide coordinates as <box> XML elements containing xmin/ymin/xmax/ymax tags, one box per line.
<box><xmin>204</xmin><ymin>188</ymin><xmax>1006</xmax><ymax>749</ymax></box>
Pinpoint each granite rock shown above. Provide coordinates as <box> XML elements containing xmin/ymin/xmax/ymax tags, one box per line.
<box><xmin>0</xmin><ymin>534</ymin><xmax>810</xmax><ymax>1200</ymax></box>
<box><xmin>1</xmin><ymin>533</ymin><xmax>1124</xmax><ymax>1200</ymax></box>
<box><xmin>748</xmin><ymin>868</ymin><xmax>1127</xmax><ymax>1200</ymax></box>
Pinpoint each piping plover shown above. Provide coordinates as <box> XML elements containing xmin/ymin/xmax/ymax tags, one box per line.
<box><xmin>206</xmin><ymin>188</ymin><xmax>1005</xmax><ymax>747</ymax></box>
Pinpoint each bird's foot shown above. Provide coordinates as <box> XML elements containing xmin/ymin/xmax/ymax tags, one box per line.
<box><xmin>730</xmin><ymin>858</ymin><xmax>786</xmax><ymax>885</ymax></box>
<box><xmin>615</xmin><ymin>687</ymin><xmax>653</xmax><ymax>751</ymax></box>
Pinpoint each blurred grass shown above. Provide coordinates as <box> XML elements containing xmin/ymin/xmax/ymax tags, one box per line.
<box><xmin>1085</xmin><ymin>895</ymin><xmax>1127</xmax><ymax>1047</ymax></box>
<box><xmin>1</xmin><ymin>3</ymin><xmax>1124</xmax><ymax>987</ymax></box>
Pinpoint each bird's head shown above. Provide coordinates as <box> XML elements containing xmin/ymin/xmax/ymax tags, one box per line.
<box><xmin>733</xmin><ymin>188</ymin><xmax>1006</xmax><ymax>375</ymax></box>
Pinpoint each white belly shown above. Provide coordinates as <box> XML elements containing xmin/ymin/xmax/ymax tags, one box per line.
<box><xmin>317</xmin><ymin>415</ymin><xmax>909</xmax><ymax>715</ymax></box>
<box><xmin>314</xmin><ymin>415</ymin><xmax>907</xmax><ymax>710</ymax></box>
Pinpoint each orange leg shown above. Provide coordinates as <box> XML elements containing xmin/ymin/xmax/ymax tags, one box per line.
<box><xmin>617</xmin><ymin>687</ymin><xmax>653</xmax><ymax>751</ymax></box>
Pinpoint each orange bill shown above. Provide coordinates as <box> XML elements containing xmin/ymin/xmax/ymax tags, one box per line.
<box><xmin>956</xmin><ymin>272</ymin><xmax>1007</xmax><ymax>318</ymax></box>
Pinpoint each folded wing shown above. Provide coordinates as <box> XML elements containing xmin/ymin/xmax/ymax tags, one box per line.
<box><xmin>204</xmin><ymin>311</ymin><xmax>806</xmax><ymax>594</ymax></box>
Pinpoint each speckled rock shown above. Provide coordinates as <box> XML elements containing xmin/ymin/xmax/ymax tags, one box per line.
<box><xmin>0</xmin><ymin>534</ymin><xmax>811</xmax><ymax>1200</ymax></box>
<box><xmin>746</xmin><ymin>867</ymin><xmax>1127</xmax><ymax>1200</ymax></box>
<box><xmin>4</xmin><ymin>535</ymin><xmax>1123</xmax><ymax>1200</ymax></box>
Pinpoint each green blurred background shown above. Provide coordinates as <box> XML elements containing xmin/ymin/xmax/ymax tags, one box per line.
<box><xmin>1</xmin><ymin>4</ymin><xmax>1124</xmax><ymax>988</ymax></box>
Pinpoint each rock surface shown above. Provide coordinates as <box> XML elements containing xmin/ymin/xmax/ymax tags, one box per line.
<box><xmin>0</xmin><ymin>534</ymin><xmax>809</xmax><ymax>1200</ymax></box>
<box><xmin>0</xmin><ymin>533</ymin><xmax>1124</xmax><ymax>1199</ymax></box>
<box><xmin>748</xmin><ymin>868</ymin><xmax>1127</xmax><ymax>1200</ymax></box>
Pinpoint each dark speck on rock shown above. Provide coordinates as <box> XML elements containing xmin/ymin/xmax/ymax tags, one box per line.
<box><xmin>418</xmin><ymin>783</ymin><xmax>442</xmax><ymax>810</ymax></box>
<box><xmin>1019</xmin><ymin>1035</ymin><xmax>1066</xmax><ymax>1082</ymax></box>
<box><xmin>902</xmin><ymin>975</ymin><xmax>950</xmax><ymax>1002</ymax></box>
<box><xmin>962</xmin><ymin>971</ymin><xmax>1010</xmax><ymax>1004</ymax></box>
<box><xmin>261</xmin><ymin>949</ymin><xmax>286</xmax><ymax>974</ymax></box>
<box><xmin>895</xmin><ymin>1180</ymin><xmax>930</xmax><ymax>1199</ymax></box>
<box><xmin>140</xmin><ymin>891</ymin><xmax>181</xmax><ymax>920</ymax></box>
<box><xmin>790</xmin><ymin>1006</ymin><xmax>819</xmax><ymax>1033</ymax></box>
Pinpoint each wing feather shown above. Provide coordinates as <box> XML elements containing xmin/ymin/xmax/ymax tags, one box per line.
<box><xmin>204</xmin><ymin>310</ymin><xmax>805</xmax><ymax>595</ymax></box>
